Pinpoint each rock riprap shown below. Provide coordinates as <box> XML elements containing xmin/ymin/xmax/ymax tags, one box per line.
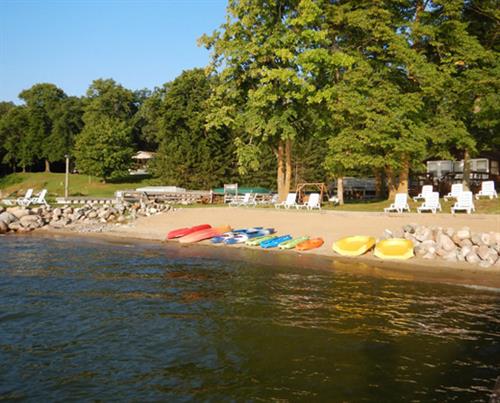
<box><xmin>0</xmin><ymin>200</ymin><xmax>173</xmax><ymax>234</ymax></box>
<box><xmin>383</xmin><ymin>224</ymin><xmax>500</xmax><ymax>268</ymax></box>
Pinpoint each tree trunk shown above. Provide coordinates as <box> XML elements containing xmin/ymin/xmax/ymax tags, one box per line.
<box><xmin>45</xmin><ymin>159</ymin><xmax>51</xmax><ymax>173</ymax></box>
<box><xmin>386</xmin><ymin>166</ymin><xmax>398</xmax><ymax>200</ymax></box>
<box><xmin>462</xmin><ymin>149</ymin><xmax>471</xmax><ymax>191</ymax></box>
<box><xmin>396</xmin><ymin>156</ymin><xmax>410</xmax><ymax>194</ymax></box>
<box><xmin>284</xmin><ymin>139</ymin><xmax>292</xmax><ymax>197</ymax></box>
<box><xmin>277</xmin><ymin>141</ymin><xmax>286</xmax><ymax>201</ymax></box>
<box><xmin>337</xmin><ymin>176</ymin><xmax>344</xmax><ymax>205</ymax></box>
<box><xmin>374</xmin><ymin>170</ymin><xmax>385</xmax><ymax>199</ymax></box>
<box><xmin>276</xmin><ymin>139</ymin><xmax>293</xmax><ymax>201</ymax></box>
<box><xmin>22</xmin><ymin>165</ymin><xmax>26</xmax><ymax>173</ymax></box>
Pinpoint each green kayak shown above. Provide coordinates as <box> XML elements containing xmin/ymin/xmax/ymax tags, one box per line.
<box><xmin>278</xmin><ymin>236</ymin><xmax>309</xmax><ymax>250</ymax></box>
<box><xmin>246</xmin><ymin>235</ymin><xmax>277</xmax><ymax>246</ymax></box>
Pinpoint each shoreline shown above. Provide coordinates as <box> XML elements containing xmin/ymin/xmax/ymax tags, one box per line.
<box><xmin>30</xmin><ymin>206</ymin><xmax>500</xmax><ymax>290</ymax></box>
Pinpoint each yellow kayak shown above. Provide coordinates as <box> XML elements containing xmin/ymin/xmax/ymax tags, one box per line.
<box><xmin>374</xmin><ymin>239</ymin><xmax>414</xmax><ymax>260</ymax></box>
<box><xmin>332</xmin><ymin>236</ymin><xmax>376</xmax><ymax>256</ymax></box>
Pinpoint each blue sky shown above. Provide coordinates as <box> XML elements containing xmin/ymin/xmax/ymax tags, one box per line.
<box><xmin>0</xmin><ymin>0</ymin><xmax>227</xmax><ymax>103</ymax></box>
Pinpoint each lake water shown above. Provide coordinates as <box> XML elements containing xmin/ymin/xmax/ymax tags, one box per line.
<box><xmin>1</xmin><ymin>235</ymin><xmax>499</xmax><ymax>402</ymax></box>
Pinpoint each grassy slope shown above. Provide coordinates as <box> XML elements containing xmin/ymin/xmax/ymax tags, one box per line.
<box><xmin>1</xmin><ymin>172</ymin><xmax>498</xmax><ymax>214</ymax></box>
<box><xmin>0</xmin><ymin>173</ymin><xmax>153</xmax><ymax>198</ymax></box>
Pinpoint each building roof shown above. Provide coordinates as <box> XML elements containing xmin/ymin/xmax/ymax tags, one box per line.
<box><xmin>132</xmin><ymin>151</ymin><xmax>156</xmax><ymax>160</ymax></box>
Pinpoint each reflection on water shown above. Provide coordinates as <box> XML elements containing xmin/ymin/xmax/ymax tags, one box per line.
<box><xmin>1</xmin><ymin>235</ymin><xmax>499</xmax><ymax>402</ymax></box>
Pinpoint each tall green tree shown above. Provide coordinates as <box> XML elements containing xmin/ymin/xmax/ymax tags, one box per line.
<box><xmin>74</xmin><ymin>117</ymin><xmax>134</xmax><ymax>181</ymax></box>
<box><xmin>201</xmin><ymin>0</ymin><xmax>326</xmax><ymax>200</ymax></box>
<box><xmin>151</xmin><ymin>69</ymin><xmax>235</xmax><ymax>189</ymax></box>
<box><xmin>46</xmin><ymin>96</ymin><xmax>84</xmax><ymax>164</ymax></box>
<box><xmin>75</xmin><ymin>79</ymin><xmax>136</xmax><ymax>180</ymax></box>
<box><xmin>0</xmin><ymin>106</ymin><xmax>31</xmax><ymax>172</ymax></box>
<box><xmin>19</xmin><ymin>83</ymin><xmax>67</xmax><ymax>172</ymax></box>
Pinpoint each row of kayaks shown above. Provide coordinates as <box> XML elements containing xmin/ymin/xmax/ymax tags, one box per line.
<box><xmin>166</xmin><ymin>225</ymin><xmax>414</xmax><ymax>259</ymax></box>
<box><xmin>167</xmin><ymin>225</ymin><xmax>324</xmax><ymax>251</ymax></box>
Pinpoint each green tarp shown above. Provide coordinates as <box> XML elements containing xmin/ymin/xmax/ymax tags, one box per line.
<box><xmin>212</xmin><ymin>187</ymin><xmax>271</xmax><ymax>195</ymax></box>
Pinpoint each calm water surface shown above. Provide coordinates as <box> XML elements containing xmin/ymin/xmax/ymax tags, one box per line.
<box><xmin>1</xmin><ymin>235</ymin><xmax>499</xmax><ymax>402</ymax></box>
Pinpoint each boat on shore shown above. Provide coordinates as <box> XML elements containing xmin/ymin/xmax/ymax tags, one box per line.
<box><xmin>374</xmin><ymin>238</ymin><xmax>414</xmax><ymax>260</ymax></box>
<box><xmin>179</xmin><ymin>225</ymin><xmax>232</xmax><ymax>243</ymax></box>
<box><xmin>332</xmin><ymin>236</ymin><xmax>376</xmax><ymax>256</ymax></box>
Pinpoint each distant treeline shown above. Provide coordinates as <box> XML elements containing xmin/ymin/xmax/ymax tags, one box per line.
<box><xmin>0</xmin><ymin>0</ymin><xmax>498</xmax><ymax>199</ymax></box>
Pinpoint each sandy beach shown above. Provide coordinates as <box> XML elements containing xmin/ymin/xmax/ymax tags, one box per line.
<box><xmin>42</xmin><ymin>206</ymin><xmax>500</xmax><ymax>290</ymax></box>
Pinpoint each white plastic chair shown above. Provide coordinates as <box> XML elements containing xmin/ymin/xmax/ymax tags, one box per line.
<box><xmin>275</xmin><ymin>193</ymin><xmax>297</xmax><ymax>209</ymax></box>
<box><xmin>417</xmin><ymin>192</ymin><xmax>441</xmax><ymax>214</ymax></box>
<box><xmin>413</xmin><ymin>185</ymin><xmax>433</xmax><ymax>201</ymax></box>
<box><xmin>384</xmin><ymin>193</ymin><xmax>410</xmax><ymax>213</ymax></box>
<box><xmin>451</xmin><ymin>191</ymin><xmax>475</xmax><ymax>214</ymax></box>
<box><xmin>296</xmin><ymin>193</ymin><xmax>321</xmax><ymax>210</ymax></box>
<box><xmin>475</xmin><ymin>181</ymin><xmax>498</xmax><ymax>199</ymax></box>
<box><xmin>229</xmin><ymin>193</ymin><xmax>256</xmax><ymax>207</ymax></box>
<box><xmin>16</xmin><ymin>189</ymin><xmax>34</xmax><ymax>206</ymax></box>
<box><xmin>19</xmin><ymin>189</ymin><xmax>49</xmax><ymax>207</ymax></box>
<box><xmin>444</xmin><ymin>183</ymin><xmax>463</xmax><ymax>201</ymax></box>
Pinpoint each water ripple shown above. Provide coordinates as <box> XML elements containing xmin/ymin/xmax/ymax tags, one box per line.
<box><xmin>0</xmin><ymin>236</ymin><xmax>499</xmax><ymax>402</ymax></box>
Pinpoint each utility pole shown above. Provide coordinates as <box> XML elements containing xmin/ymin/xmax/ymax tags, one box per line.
<box><xmin>65</xmin><ymin>155</ymin><xmax>69</xmax><ymax>199</ymax></box>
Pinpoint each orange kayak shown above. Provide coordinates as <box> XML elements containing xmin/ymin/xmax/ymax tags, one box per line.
<box><xmin>179</xmin><ymin>225</ymin><xmax>232</xmax><ymax>243</ymax></box>
<box><xmin>296</xmin><ymin>238</ymin><xmax>324</xmax><ymax>251</ymax></box>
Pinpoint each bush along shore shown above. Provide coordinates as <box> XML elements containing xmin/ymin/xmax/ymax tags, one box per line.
<box><xmin>0</xmin><ymin>201</ymin><xmax>172</xmax><ymax>234</ymax></box>
<box><xmin>384</xmin><ymin>224</ymin><xmax>500</xmax><ymax>268</ymax></box>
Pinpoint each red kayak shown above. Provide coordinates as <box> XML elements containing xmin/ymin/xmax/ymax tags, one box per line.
<box><xmin>179</xmin><ymin>225</ymin><xmax>232</xmax><ymax>244</ymax></box>
<box><xmin>167</xmin><ymin>224</ymin><xmax>211</xmax><ymax>240</ymax></box>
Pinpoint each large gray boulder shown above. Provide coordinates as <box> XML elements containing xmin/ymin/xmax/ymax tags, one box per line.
<box><xmin>0</xmin><ymin>220</ymin><xmax>8</xmax><ymax>234</ymax></box>
<box><xmin>437</xmin><ymin>233</ymin><xmax>457</xmax><ymax>252</ymax></box>
<box><xmin>0</xmin><ymin>211</ymin><xmax>18</xmax><ymax>225</ymax></box>
<box><xmin>6</xmin><ymin>207</ymin><xmax>30</xmax><ymax>219</ymax></box>
<box><xmin>20</xmin><ymin>215</ymin><xmax>43</xmax><ymax>228</ymax></box>
<box><xmin>456</xmin><ymin>227</ymin><xmax>471</xmax><ymax>240</ymax></box>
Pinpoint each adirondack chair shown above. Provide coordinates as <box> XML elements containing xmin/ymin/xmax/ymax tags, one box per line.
<box><xmin>451</xmin><ymin>191</ymin><xmax>475</xmax><ymax>214</ymax></box>
<box><xmin>417</xmin><ymin>192</ymin><xmax>441</xmax><ymax>214</ymax></box>
<box><xmin>413</xmin><ymin>185</ymin><xmax>433</xmax><ymax>201</ymax></box>
<box><xmin>475</xmin><ymin>181</ymin><xmax>498</xmax><ymax>199</ymax></box>
<box><xmin>19</xmin><ymin>189</ymin><xmax>49</xmax><ymax>207</ymax></box>
<box><xmin>16</xmin><ymin>189</ymin><xmax>34</xmax><ymax>206</ymax></box>
<box><xmin>275</xmin><ymin>193</ymin><xmax>297</xmax><ymax>209</ymax></box>
<box><xmin>444</xmin><ymin>183</ymin><xmax>463</xmax><ymax>201</ymax></box>
<box><xmin>384</xmin><ymin>193</ymin><xmax>410</xmax><ymax>213</ymax></box>
<box><xmin>296</xmin><ymin>193</ymin><xmax>321</xmax><ymax>210</ymax></box>
<box><xmin>229</xmin><ymin>192</ymin><xmax>256</xmax><ymax>207</ymax></box>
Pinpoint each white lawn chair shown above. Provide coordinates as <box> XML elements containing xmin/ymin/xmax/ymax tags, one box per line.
<box><xmin>16</xmin><ymin>189</ymin><xmax>34</xmax><ymax>206</ymax></box>
<box><xmin>413</xmin><ymin>185</ymin><xmax>433</xmax><ymax>201</ymax></box>
<box><xmin>275</xmin><ymin>193</ymin><xmax>297</xmax><ymax>209</ymax></box>
<box><xmin>417</xmin><ymin>192</ymin><xmax>441</xmax><ymax>214</ymax></box>
<box><xmin>329</xmin><ymin>195</ymin><xmax>340</xmax><ymax>205</ymax></box>
<box><xmin>296</xmin><ymin>193</ymin><xmax>321</xmax><ymax>210</ymax></box>
<box><xmin>19</xmin><ymin>189</ymin><xmax>49</xmax><ymax>207</ymax></box>
<box><xmin>229</xmin><ymin>193</ymin><xmax>256</xmax><ymax>207</ymax></box>
<box><xmin>475</xmin><ymin>181</ymin><xmax>498</xmax><ymax>199</ymax></box>
<box><xmin>444</xmin><ymin>183</ymin><xmax>463</xmax><ymax>201</ymax></box>
<box><xmin>384</xmin><ymin>193</ymin><xmax>410</xmax><ymax>213</ymax></box>
<box><xmin>451</xmin><ymin>191</ymin><xmax>475</xmax><ymax>214</ymax></box>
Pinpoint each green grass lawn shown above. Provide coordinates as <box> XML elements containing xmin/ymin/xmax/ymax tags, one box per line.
<box><xmin>1</xmin><ymin>172</ymin><xmax>498</xmax><ymax>214</ymax></box>
<box><xmin>324</xmin><ymin>197</ymin><xmax>500</xmax><ymax>215</ymax></box>
<box><xmin>0</xmin><ymin>172</ymin><xmax>153</xmax><ymax>199</ymax></box>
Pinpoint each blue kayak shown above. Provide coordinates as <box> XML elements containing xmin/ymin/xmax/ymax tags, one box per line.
<box><xmin>225</xmin><ymin>228</ymin><xmax>276</xmax><ymax>245</ymax></box>
<box><xmin>260</xmin><ymin>235</ymin><xmax>292</xmax><ymax>249</ymax></box>
<box><xmin>213</xmin><ymin>227</ymin><xmax>264</xmax><ymax>244</ymax></box>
